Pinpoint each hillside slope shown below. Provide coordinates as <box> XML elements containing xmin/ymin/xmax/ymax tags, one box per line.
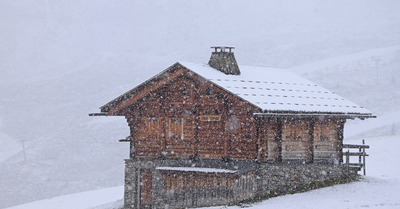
<box><xmin>1</xmin><ymin>0</ymin><xmax>399</xmax><ymax>208</ymax></box>
<box><xmin>292</xmin><ymin>45</ymin><xmax>400</xmax><ymax>138</ymax></box>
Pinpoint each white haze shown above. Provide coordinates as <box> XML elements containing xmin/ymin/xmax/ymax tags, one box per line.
<box><xmin>1</xmin><ymin>0</ymin><xmax>399</xmax><ymax>208</ymax></box>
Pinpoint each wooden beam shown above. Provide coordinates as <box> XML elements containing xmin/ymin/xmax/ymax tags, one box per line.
<box><xmin>342</xmin><ymin>144</ymin><xmax>370</xmax><ymax>149</ymax></box>
<box><xmin>119</xmin><ymin>136</ymin><xmax>131</xmax><ymax>142</ymax></box>
<box><xmin>88</xmin><ymin>113</ymin><xmax>108</xmax><ymax>116</ymax></box>
<box><xmin>348</xmin><ymin>163</ymin><xmax>364</xmax><ymax>167</ymax></box>
<box><xmin>253</xmin><ymin>112</ymin><xmax>376</xmax><ymax>119</ymax></box>
<box><xmin>345</xmin><ymin>152</ymin><xmax>369</xmax><ymax>156</ymax></box>
<box><xmin>362</xmin><ymin>139</ymin><xmax>366</xmax><ymax>175</ymax></box>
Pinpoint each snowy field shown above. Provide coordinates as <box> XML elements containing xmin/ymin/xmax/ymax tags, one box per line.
<box><xmin>1</xmin><ymin>0</ymin><xmax>400</xmax><ymax>208</ymax></box>
<box><xmin>5</xmin><ymin>133</ymin><xmax>400</xmax><ymax>209</ymax></box>
<box><xmin>5</xmin><ymin>187</ymin><xmax>124</xmax><ymax>209</ymax></box>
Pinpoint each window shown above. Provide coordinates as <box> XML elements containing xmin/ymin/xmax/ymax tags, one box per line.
<box><xmin>146</xmin><ymin>118</ymin><xmax>159</xmax><ymax>140</ymax></box>
<box><xmin>284</xmin><ymin>121</ymin><xmax>306</xmax><ymax>141</ymax></box>
<box><xmin>317</xmin><ymin>122</ymin><xmax>331</xmax><ymax>141</ymax></box>
<box><xmin>168</xmin><ymin>118</ymin><xmax>183</xmax><ymax>140</ymax></box>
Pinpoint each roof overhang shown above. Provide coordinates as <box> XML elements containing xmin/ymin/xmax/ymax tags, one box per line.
<box><xmin>89</xmin><ymin>62</ymin><xmax>261</xmax><ymax>116</ymax></box>
<box><xmin>88</xmin><ymin>112</ymin><xmax>108</xmax><ymax>116</ymax></box>
<box><xmin>89</xmin><ymin>62</ymin><xmax>376</xmax><ymax>119</ymax></box>
<box><xmin>253</xmin><ymin>111</ymin><xmax>376</xmax><ymax>120</ymax></box>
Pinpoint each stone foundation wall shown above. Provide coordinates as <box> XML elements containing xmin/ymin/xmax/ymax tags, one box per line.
<box><xmin>257</xmin><ymin>164</ymin><xmax>350</xmax><ymax>198</ymax></box>
<box><xmin>123</xmin><ymin>158</ymin><xmax>259</xmax><ymax>209</ymax></box>
<box><xmin>124</xmin><ymin>159</ymin><xmax>352</xmax><ymax>209</ymax></box>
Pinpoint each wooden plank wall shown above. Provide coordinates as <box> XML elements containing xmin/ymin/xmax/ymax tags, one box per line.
<box><xmin>135</xmin><ymin>118</ymin><xmax>161</xmax><ymax>157</ymax></box>
<box><xmin>161</xmin><ymin>171</ymin><xmax>256</xmax><ymax>208</ymax></box>
<box><xmin>281</xmin><ymin>119</ymin><xmax>313</xmax><ymax>162</ymax></box>
<box><xmin>197</xmin><ymin>105</ymin><xmax>227</xmax><ymax>159</ymax></box>
<box><xmin>256</xmin><ymin>119</ymin><xmax>267</xmax><ymax>162</ymax></box>
<box><xmin>266</xmin><ymin>118</ymin><xmax>282</xmax><ymax>162</ymax></box>
<box><xmin>124</xmin><ymin>68</ymin><xmax>344</xmax><ymax>163</ymax></box>
<box><xmin>313</xmin><ymin>120</ymin><xmax>339</xmax><ymax>161</ymax></box>
<box><xmin>266</xmin><ymin>118</ymin><xmax>344</xmax><ymax>163</ymax></box>
<box><xmin>126</xmin><ymin>72</ymin><xmax>260</xmax><ymax>160</ymax></box>
<box><xmin>140</xmin><ymin>169</ymin><xmax>153</xmax><ymax>209</ymax></box>
<box><xmin>229</xmin><ymin>114</ymin><xmax>257</xmax><ymax>160</ymax></box>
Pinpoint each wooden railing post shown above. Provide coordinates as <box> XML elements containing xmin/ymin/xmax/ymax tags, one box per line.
<box><xmin>362</xmin><ymin>139</ymin><xmax>366</xmax><ymax>175</ymax></box>
<box><xmin>346</xmin><ymin>150</ymin><xmax>350</xmax><ymax>175</ymax></box>
<box><xmin>343</xmin><ymin>141</ymin><xmax>369</xmax><ymax>175</ymax></box>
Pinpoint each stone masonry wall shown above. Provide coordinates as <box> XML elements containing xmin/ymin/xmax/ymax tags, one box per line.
<box><xmin>123</xmin><ymin>158</ymin><xmax>259</xmax><ymax>209</ymax></box>
<box><xmin>124</xmin><ymin>159</ymin><xmax>352</xmax><ymax>209</ymax></box>
<box><xmin>257</xmin><ymin>164</ymin><xmax>350</xmax><ymax>198</ymax></box>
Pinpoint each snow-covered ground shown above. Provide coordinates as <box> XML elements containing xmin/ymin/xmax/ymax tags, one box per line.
<box><xmin>0</xmin><ymin>132</ymin><xmax>21</xmax><ymax>164</ymax></box>
<box><xmin>203</xmin><ymin>134</ymin><xmax>400</xmax><ymax>209</ymax></box>
<box><xmin>1</xmin><ymin>0</ymin><xmax>400</xmax><ymax>208</ymax></box>
<box><xmin>5</xmin><ymin>186</ymin><xmax>124</xmax><ymax>209</ymax></box>
<box><xmin>5</xmin><ymin>132</ymin><xmax>399</xmax><ymax>209</ymax></box>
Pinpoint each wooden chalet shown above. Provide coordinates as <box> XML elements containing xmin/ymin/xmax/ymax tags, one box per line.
<box><xmin>90</xmin><ymin>47</ymin><xmax>375</xmax><ymax>209</ymax></box>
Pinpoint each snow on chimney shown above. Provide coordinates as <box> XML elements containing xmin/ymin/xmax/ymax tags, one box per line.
<box><xmin>208</xmin><ymin>46</ymin><xmax>241</xmax><ymax>75</ymax></box>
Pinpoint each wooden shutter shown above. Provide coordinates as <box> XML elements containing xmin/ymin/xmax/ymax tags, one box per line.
<box><xmin>164</xmin><ymin>118</ymin><xmax>195</xmax><ymax>158</ymax></box>
<box><xmin>168</xmin><ymin>118</ymin><xmax>183</xmax><ymax>140</ymax></box>
<box><xmin>314</xmin><ymin>121</ymin><xmax>339</xmax><ymax>162</ymax></box>
<box><xmin>282</xmin><ymin>120</ymin><xmax>312</xmax><ymax>161</ymax></box>
<box><xmin>136</xmin><ymin>118</ymin><xmax>161</xmax><ymax>157</ymax></box>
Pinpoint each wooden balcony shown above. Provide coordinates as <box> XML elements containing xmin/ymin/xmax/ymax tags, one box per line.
<box><xmin>343</xmin><ymin>139</ymin><xmax>369</xmax><ymax>175</ymax></box>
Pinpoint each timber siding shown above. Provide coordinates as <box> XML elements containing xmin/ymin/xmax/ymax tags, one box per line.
<box><xmin>125</xmin><ymin>72</ymin><xmax>260</xmax><ymax>160</ymax></box>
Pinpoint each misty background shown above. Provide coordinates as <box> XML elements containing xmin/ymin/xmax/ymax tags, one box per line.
<box><xmin>1</xmin><ymin>0</ymin><xmax>399</xmax><ymax>208</ymax></box>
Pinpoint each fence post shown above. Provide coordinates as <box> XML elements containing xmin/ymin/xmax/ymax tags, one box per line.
<box><xmin>359</xmin><ymin>144</ymin><xmax>362</xmax><ymax>165</ymax></box>
<box><xmin>362</xmin><ymin>139</ymin><xmax>366</xmax><ymax>175</ymax></box>
<box><xmin>346</xmin><ymin>150</ymin><xmax>350</xmax><ymax>175</ymax></box>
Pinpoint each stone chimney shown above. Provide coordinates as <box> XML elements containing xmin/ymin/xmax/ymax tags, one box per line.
<box><xmin>208</xmin><ymin>46</ymin><xmax>241</xmax><ymax>75</ymax></box>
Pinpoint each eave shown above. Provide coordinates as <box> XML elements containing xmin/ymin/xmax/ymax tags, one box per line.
<box><xmin>89</xmin><ymin>62</ymin><xmax>262</xmax><ymax>116</ymax></box>
<box><xmin>253</xmin><ymin>111</ymin><xmax>376</xmax><ymax>120</ymax></box>
<box><xmin>88</xmin><ymin>112</ymin><xmax>108</xmax><ymax>116</ymax></box>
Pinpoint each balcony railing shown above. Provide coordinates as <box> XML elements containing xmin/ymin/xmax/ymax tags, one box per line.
<box><xmin>343</xmin><ymin>139</ymin><xmax>369</xmax><ymax>175</ymax></box>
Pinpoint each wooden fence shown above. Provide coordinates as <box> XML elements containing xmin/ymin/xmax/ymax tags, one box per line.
<box><xmin>160</xmin><ymin>170</ymin><xmax>257</xmax><ymax>208</ymax></box>
<box><xmin>343</xmin><ymin>139</ymin><xmax>369</xmax><ymax>175</ymax></box>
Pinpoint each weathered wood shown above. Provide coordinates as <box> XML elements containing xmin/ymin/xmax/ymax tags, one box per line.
<box><xmin>140</xmin><ymin>169</ymin><xmax>152</xmax><ymax>208</ymax></box>
<box><xmin>88</xmin><ymin>112</ymin><xmax>108</xmax><ymax>116</ymax></box>
<box><xmin>345</xmin><ymin>152</ymin><xmax>369</xmax><ymax>156</ymax></box>
<box><xmin>125</xmin><ymin>73</ymin><xmax>351</xmax><ymax>162</ymax></box>
<box><xmin>108</xmin><ymin>68</ymin><xmax>187</xmax><ymax>115</ymax></box>
<box><xmin>348</xmin><ymin>163</ymin><xmax>364</xmax><ymax>167</ymax></box>
<box><xmin>281</xmin><ymin>119</ymin><xmax>313</xmax><ymax>162</ymax></box>
<box><xmin>342</xmin><ymin>144</ymin><xmax>370</xmax><ymax>149</ymax></box>
<box><xmin>346</xmin><ymin>150</ymin><xmax>350</xmax><ymax>174</ymax></box>
<box><xmin>119</xmin><ymin>136</ymin><xmax>131</xmax><ymax>142</ymax></box>
<box><xmin>343</xmin><ymin>140</ymin><xmax>369</xmax><ymax>175</ymax></box>
<box><xmin>160</xmin><ymin>169</ymin><xmax>255</xmax><ymax>208</ymax></box>
<box><xmin>362</xmin><ymin>139</ymin><xmax>366</xmax><ymax>175</ymax></box>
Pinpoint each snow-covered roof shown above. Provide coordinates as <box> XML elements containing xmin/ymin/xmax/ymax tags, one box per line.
<box><xmin>179</xmin><ymin>62</ymin><xmax>372</xmax><ymax>115</ymax></box>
